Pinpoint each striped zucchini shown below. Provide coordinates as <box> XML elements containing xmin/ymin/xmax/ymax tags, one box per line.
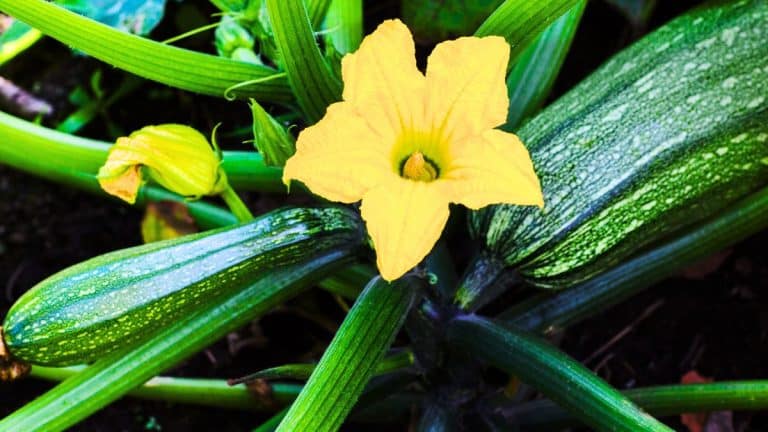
<box><xmin>3</xmin><ymin>206</ymin><xmax>363</xmax><ymax>366</ymax></box>
<box><xmin>462</xmin><ymin>0</ymin><xmax>768</xmax><ymax>296</ymax></box>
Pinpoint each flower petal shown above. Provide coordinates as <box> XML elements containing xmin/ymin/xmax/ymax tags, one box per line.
<box><xmin>283</xmin><ymin>102</ymin><xmax>393</xmax><ymax>203</ymax></box>
<box><xmin>98</xmin><ymin>150</ymin><xmax>143</xmax><ymax>204</ymax></box>
<box><xmin>360</xmin><ymin>177</ymin><xmax>450</xmax><ymax>281</ymax></box>
<box><xmin>441</xmin><ymin>129</ymin><xmax>544</xmax><ymax>210</ymax></box>
<box><xmin>341</xmin><ymin>19</ymin><xmax>425</xmax><ymax>143</ymax></box>
<box><xmin>424</xmin><ymin>36</ymin><xmax>509</xmax><ymax>143</ymax></box>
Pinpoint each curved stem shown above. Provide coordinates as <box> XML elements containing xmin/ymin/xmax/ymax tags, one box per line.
<box><xmin>220</xmin><ymin>185</ymin><xmax>254</xmax><ymax>222</ymax></box>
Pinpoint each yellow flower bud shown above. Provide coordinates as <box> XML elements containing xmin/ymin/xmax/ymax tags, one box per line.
<box><xmin>98</xmin><ymin>124</ymin><xmax>228</xmax><ymax>204</ymax></box>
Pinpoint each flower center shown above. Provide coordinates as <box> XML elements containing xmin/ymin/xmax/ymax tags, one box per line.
<box><xmin>401</xmin><ymin>152</ymin><xmax>439</xmax><ymax>182</ymax></box>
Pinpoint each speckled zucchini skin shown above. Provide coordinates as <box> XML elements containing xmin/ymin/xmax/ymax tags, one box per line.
<box><xmin>470</xmin><ymin>0</ymin><xmax>768</xmax><ymax>288</ymax></box>
<box><xmin>3</xmin><ymin>206</ymin><xmax>363</xmax><ymax>366</ymax></box>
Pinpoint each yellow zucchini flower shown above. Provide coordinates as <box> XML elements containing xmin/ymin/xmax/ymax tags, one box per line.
<box><xmin>283</xmin><ymin>19</ymin><xmax>544</xmax><ymax>281</ymax></box>
<box><xmin>98</xmin><ymin>124</ymin><xmax>228</xmax><ymax>204</ymax></box>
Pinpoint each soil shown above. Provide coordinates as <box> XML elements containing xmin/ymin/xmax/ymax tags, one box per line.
<box><xmin>2</xmin><ymin>0</ymin><xmax>765</xmax><ymax>431</ymax></box>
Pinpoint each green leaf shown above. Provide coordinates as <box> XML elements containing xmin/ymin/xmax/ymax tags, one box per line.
<box><xmin>0</xmin><ymin>0</ymin><xmax>293</xmax><ymax>102</ymax></box>
<box><xmin>0</xmin><ymin>19</ymin><xmax>43</xmax><ymax>66</ymax></box>
<box><xmin>323</xmin><ymin>0</ymin><xmax>362</xmax><ymax>55</ymax></box>
<box><xmin>0</xmin><ymin>247</ymin><xmax>356</xmax><ymax>431</ymax></box>
<box><xmin>266</xmin><ymin>0</ymin><xmax>342</xmax><ymax>122</ymax></box>
<box><xmin>475</xmin><ymin>0</ymin><xmax>581</xmax><ymax>66</ymax></box>
<box><xmin>504</xmin><ymin>1</ymin><xmax>585</xmax><ymax>129</ymax></box>
<box><xmin>500</xmin><ymin>186</ymin><xmax>768</xmax><ymax>333</ymax></box>
<box><xmin>446</xmin><ymin>315</ymin><xmax>673</xmax><ymax>431</ymax></box>
<box><xmin>508</xmin><ymin>381</ymin><xmax>768</xmax><ymax>429</ymax></box>
<box><xmin>59</xmin><ymin>0</ymin><xmax>167</xmax><ymax>35</ymax></box>
<box><xmin>276</xmin><ymin>276</ymin><xmax>420</xmax><ymax>432</ymax></box>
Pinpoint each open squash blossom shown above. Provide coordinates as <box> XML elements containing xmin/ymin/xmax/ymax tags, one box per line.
<box><xmin>283</xmin><ymin>19</ymin><xmax>544</xmax><ymax>281</ymax></box>
<box><xmin>98</xmin><ymin>124</ymin><xmax>228</xmax><ymax>204</ymax></box>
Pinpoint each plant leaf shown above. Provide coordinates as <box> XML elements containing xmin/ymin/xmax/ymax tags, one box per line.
<box><xmin>276</xmin><ymin>276</ymin><xmax>420</xmax><ymax>432</ymax></box>
<box><xmin>59</xmin><ymin>0</ymin><xmax>167</xmax><ymax>35</ymax></box>
<box><xmin>446</xmin><ymin>315</ymin><xmax>673</xmax><ymax>431</ymax></box>
<box><xmin>141</xmin><ymin>201</ymin><xmax>198</xmax><ymax>243</ymax></box>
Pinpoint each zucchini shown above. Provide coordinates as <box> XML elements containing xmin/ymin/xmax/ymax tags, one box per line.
<box><xmin>3</xmin><ymin>206</ymin><xmax>363</xmax><ymax>366</ymax></box>
<box><xmin>461</xmin><ymin>0</ymin><xmax>768</xmax><ymax>296</ymax></box>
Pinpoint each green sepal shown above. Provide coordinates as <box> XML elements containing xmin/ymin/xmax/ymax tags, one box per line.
<box><xmin>250</xmin><ymin>99</ymin><xmax>296</xmax><ymax>167</ymax></box>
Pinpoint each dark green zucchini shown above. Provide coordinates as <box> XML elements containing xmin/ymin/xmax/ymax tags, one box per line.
<box><xmin>459</xmin><ymin>0</ymin><xmax>768</xmax><ymax>301</ymax></box>
<box><xmin>3</xmin><ymin>206</ymin><xmax>363</xmax><ymax>366</ymax></box>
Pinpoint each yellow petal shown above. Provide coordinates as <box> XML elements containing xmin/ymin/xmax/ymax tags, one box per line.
<box><xmin>424</xmin><ymin>36</ymin><xmax>509</xmax><ymax>144</ymax></box>
<box><xmin>283</xmin><ymin>102</ymin><xmax>393</xmax><ymax>203</ymax></box>
<box><xmin>360</xmin><ymin>177</ymin><xmax>450</xmax><ymax>281</ymax></box>
<box><xmin>97</xmin><ymin>125</ymin><xmax>226</xmax><ymax>203</ymax></box>
<box><xmin>441</xmin><ymin>129</ymin><xmax>544</xmax><ymax>209</ymax></box>
<box><xmin>98</xmin><ymin>151</ymin><xmax>143</xmax><ymax>204</ymax></box>
<box><xmin>341</xmin><ymin>19</ymin><xmax>425</xmax><ymax>143</ymax></box>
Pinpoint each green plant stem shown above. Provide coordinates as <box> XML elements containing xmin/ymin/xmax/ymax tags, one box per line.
<box><xmin>0</xmin><ymin>111</ymin><xmax>285</xmax><ymax>194</ymax></box>
<box><xmin>323</xmin><ymin>0</ymin><xmax>363</xmax><ymax>54</ymax></box>
<box><xmin>266</xmin><ymin>0</ymin><xmax>342</xmax><ymax>122</ymax></box>
<box><xmin>500</xmin><ymin>186</ymin><xmax>768</xmax><ymax>333</ymax></box>
<box><xmin>475</xmin><ymin>0</ymin><xmax>580</xmax><ymax>66</ymax></box>
<box><xmin>0</xmin><ymin>0</ymin><xmax>292</xmax><ymax>101</ymax></box>
<box><xmin>0</xmin><ymin>252</ymin><xmax>354</xmax><ymax>431</ymax></box>
<box><xmin>504</xmin><ymin>0</ymin><xmax>586</xmax><ymax>129</ymax></box>
<box><xmin>276</xmin><ymin>277</ymin><xmax>420</xmax><ymax>432</ymax></box>
<box><xmin>306</xmin><ymin>0</ymin><xmax>333</xmax><ymax>29</ymax></box>
<box><xmin>446</xmin><ymin>315</ymin><xmax>672</xmax><ymax>431</ymax></box>
<box><xmin>505</xmin><ymin>381</ymin><xmax>768</xmax><ymax>430</ymax></box>
<box><xmin>316</xmin><ymin>263</ymin><xmax>375</xmax><ymax>299</ymax></box>
<box><xmin>221</xmin><ymin>185</ymin><xmax>255</xmax><ymax>222</ymax></box>
<box><xmin>29</xmin><ymin>366</ymin><xmax>302</xmax><ymax>412</ymax></box>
